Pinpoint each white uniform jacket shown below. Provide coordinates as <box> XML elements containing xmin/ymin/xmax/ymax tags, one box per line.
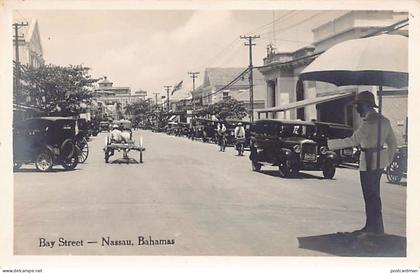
<box><xmin>327</xmin><ymin>111</ymin><xmax>397</xmax><ymax>171</ymax></box>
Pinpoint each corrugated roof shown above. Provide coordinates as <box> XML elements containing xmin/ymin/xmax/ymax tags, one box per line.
<box><xmin>204</xmin><ymin>67</ymin><xmax>265</xmax><ymax>88</ymax></box>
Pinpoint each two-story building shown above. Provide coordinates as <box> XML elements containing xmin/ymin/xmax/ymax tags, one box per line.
<box><xmin>192</xmin><ymin>67</ymin><xmax>266</xmax><ymax>120</ymax></box>
<box><xmin>257</xmin><ymin>10</ymin><xmax>408</xmax><ymax>144</ymax></box>
<box><xmin>94</xmin><ymin>77</ymin><xmax>147</xmax><ymax>119</ymax></box>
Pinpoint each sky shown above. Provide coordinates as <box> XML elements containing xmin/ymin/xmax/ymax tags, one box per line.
<box><xmin>14</xmin><ymin>10</ymin><xmax>347</xmax><ymax>99</ymax></box>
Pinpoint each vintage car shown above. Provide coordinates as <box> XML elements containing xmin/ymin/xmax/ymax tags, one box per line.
<box><xmin>175</xmin><ymin>122</ymin><xmax>191</xmax><ymax>137</ymax></box>
<box><xmin>13</xmin><ymin>117</ymin><xmax>80</xmax><ymax>172</ymax></box>
<box><xmin>165</xmin><ymin>121</ymin><xmax>178</xmax><ymax>135</ymax></box>
<box><xmin>386</xmin><ymin>144</ymin><xmax>407</xmax><ymax>184</ymax></box>
<box><xmin>193</xmin><ymin>118</ymin><xmax>218</xmax><ymax>142</ymax></box>
<box><xmin>249</xmin><ymin>119</ymin><xmax>337</xmax><ymax>179</ymax></box>
<box><xmin>312</xmin><ymin>122</ymin><xmax>360</xmax><ymax>165</ymax></box>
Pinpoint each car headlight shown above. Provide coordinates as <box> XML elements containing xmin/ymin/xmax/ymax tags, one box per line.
<box><xmin>320</xmin><ymin>146</ymin><xmax>328</xmax><ymax>155</ymax></box>
<box><xmin>293</xmin><ymin>145</ymin><xmax>301</xmax><ymax>153</ymax></box>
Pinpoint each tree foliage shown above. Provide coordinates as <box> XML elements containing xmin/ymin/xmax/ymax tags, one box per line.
<box><xmin>18</xmin><ymin>64</ymin><xmax>98</xmax><ymax>114</ymax></box>
<box><xmin>206</xmin><ymin>98</ymin><xmax>248</xmax><ymax>120</ymax></box>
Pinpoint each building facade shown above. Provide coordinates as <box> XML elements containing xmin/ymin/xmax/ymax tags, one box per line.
<box><xmin>193</xmin><ymin>67</ymin><xmax>266</xmax><ymax>120</ymax></box>
<box><xmin>257</xmin><ymin>10</ymin><xmax>408</xmax><ymax>144</ymax></box>
<box><xmin>94</xmin><ymin>77</ymin><xmax>146</xmax><ymax>119</ymax></box>
<box><xmin>13</xmin><ymin>20</ymin><xmax>45</xmax><ymax>68</ymax></box>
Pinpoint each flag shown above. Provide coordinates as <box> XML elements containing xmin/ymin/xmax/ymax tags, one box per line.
<box><xmin>171</xmin><ymin>80</ymin><xmax>183</xmax><ymax>95</ymax></box>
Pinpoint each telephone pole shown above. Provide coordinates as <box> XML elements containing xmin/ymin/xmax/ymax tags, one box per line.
<box><xmin>188</xmin><ymin>72</ymin><xmax>200</xmax><ymax>112</ymax></box>
<box><xmin>164</xmin><ymin>85</ymin><xmax>172</xmax><ymax>112</ymax></box>
<box><xmin>240</xmin><ymin>35</ymin><xmax>260</xmax><ymax>122</ymax></box>
<box><xmin>152</xmin><ymin>92</ymin><xmax>159</xmax><ymax>109</ymax></box>
<box><xmin>13</xmin><ymin>22</ymin><xmax>28</xmax><ymax>107</ymax></box>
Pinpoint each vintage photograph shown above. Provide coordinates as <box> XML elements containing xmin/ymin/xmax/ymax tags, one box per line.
<box><xmin>8</xmin><ymin>7</ymin><xmax>409</xmax><ymax>259</ymax></box>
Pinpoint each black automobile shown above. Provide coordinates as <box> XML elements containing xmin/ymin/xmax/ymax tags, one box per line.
<box><xmin>249</xmin><ymin>119</ymin><xmax>337</xmax><ymax>179</ymax></box>
<box><xmin>193</xmin><ymin>118</ymin><xmax>218</xmax><ymax>142</ymax></box>
<box><xmin>313</xmin><ymin>122</ymin><xmax>360</xmax><ymax>165</ymax></box>
<box><xmin>386</xmin><ymin>144</ymin><xmax>407</xmax><ymax>184</ymax></box>
<box><xmin>13</xmin><ymin>117</ymin><xmax>80</xmax><ymax>172</ymax></box>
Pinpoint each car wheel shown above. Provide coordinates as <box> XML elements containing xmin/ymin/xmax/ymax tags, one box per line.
<box><xmin>322</xmin><ymin>159</ymin><xmax>336</xmax><ymax>179</ymax></box>
<box><xmin>13</xmin><ymin>162</ymin><xmax>22</xmax><ymax>171</ymax></box>
<box><xmin>278</xmin><ymin>160</ymin><xmax>292</xmax><ymax>178</ymax></box>
<box><xmin>386</xmin><ymin>161</ymin><xmax>402</xmax><ymax>183</ymax></box>
<box><xmin>251</xmin><ymin>160</ymin><xmax>262</xmax><ymax>172</ymax></box>
<box><xmin>35</xmin><ymin>149</ymin><xmax>53</xmax><ymax>172</ymax></box>
<box><xmin>62</xmin><ymin>156</ymin><xmax>78</xmax><ymax>170</ymax></box>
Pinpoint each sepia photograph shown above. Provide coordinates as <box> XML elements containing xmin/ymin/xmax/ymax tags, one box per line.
<box><xmin>0</xmin><ymin>0</ymin><xmax>419</xmax><ymax>272</ymax></box>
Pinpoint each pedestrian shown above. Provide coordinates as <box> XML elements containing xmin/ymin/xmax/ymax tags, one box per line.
<box><xmin>327</xmin><ymin>91</ymin><xmax>397</xmax><ymax>235</ymax></box>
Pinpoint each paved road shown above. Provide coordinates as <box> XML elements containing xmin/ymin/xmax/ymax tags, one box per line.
<box><xmin>14</xmin><ymin>130</ymin><xmax>407</xmax><ymax>256</ymax></box>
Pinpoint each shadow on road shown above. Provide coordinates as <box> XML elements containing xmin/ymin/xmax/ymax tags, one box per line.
<box><xmin>14</xmin><ymin>168</ymin><xmax>80</xmax><ymax>174</ymax></box>
<box><xmin>297</xmin><ymin>232</ymin><xmax>406</xmax><ymax>257</ymax></box>
<box><xmin>259</xmin><ymin>170</ymin><xmax>326</xmax><ymax>180</ymax></box>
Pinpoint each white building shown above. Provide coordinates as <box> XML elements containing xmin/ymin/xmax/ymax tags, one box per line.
<box><xmin>13</xmin><ymin>19</ymin><xmax>44</xmax><ymax>68</ymax></box>
<box><xmin>257</xmin><ymin>10</ymin><xmax>408</xmax><ymax>144</ymax></box>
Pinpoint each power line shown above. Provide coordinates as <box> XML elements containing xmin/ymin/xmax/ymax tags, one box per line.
<box><xmin>154</xmin><ymin>68</ymin><xmax>249</xmax><ymax>109</ymax></box>
<box><xmin>259</xmin><ymin>11</ymin><xmax>324</xmax><ymax>36</ymax></box>
<box><xmin>245</xmin><ymin>11</ymin><xmax>301</xmax><ymax>36</ymax></box>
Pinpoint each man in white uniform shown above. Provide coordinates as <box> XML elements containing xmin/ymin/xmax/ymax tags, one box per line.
<box><xmin>328</xmin><ymin>91</ymin><xmax>397</xmax><ymax>234</ymax></box>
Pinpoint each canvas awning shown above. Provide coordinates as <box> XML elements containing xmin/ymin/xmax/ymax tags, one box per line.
<box><xmin>256</xmin><ymin>92</ymin><xmax>355</xmax><ymax>114</ymax></box>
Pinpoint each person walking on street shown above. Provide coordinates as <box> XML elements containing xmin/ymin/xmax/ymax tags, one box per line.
<box><xmin>328</xmin><ymin>91</ymin><xmax>397</xmax><ymax>235</ymax></box>
<box><xmin>217</xmin><ymin>122</ymin><xmax>227</xmax><ymax>152</ymax></box>
<box><xmin>234</xmin><ymin>122</ymin><xmax>246</xmax><ymax>156</ymax></box>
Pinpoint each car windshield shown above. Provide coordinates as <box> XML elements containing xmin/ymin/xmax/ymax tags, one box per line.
<box><xmin>280</xmin><ymin>124</ymin><xmax>313</xmax><ymax>137</ymax></box>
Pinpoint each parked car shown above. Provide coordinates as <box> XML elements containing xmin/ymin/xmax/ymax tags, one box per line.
<box><xmin>249</xmin><ymin>119</ymin><xmax>337</xmax><ymax>179</ymax></box>
<box><xmin>312</xmin><ymin>122</ymin><xmax>360</xmax><ymax>165</ymax></box>
<box><xmin>386</xmin><ymin>144</ymin><xmax>407</xmax><ymax>184</ymax></box>
<box><xmin>13</xmin><ymin>117</ymin><xmax>80</xmax><ymax>172</ymax></box>
<box><xmin>193</xmin><ymin>118</ymin><xmax>218</xmax><ymax>142</ymax></box>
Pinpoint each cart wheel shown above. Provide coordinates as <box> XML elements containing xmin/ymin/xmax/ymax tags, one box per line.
<box><xmin>77</xmin><ymin>137</ymin><xmax>89</xmax><ymax>163</ymax></box>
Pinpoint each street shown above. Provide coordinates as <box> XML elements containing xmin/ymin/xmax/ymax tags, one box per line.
<box><xmin>14</xmin><ymin>130</ymin><xmax>407</xmax><ymax>256</ymax></box>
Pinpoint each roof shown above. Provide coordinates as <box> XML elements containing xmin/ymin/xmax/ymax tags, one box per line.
<box><xmin>257</xmin><ymin>92</ymin><xmax>354</xmax><ymax>113</ymax></box>
<box><xmin>199</xmin><ymin>67</ymin><xmax>265</xmax><ymax>89</ymax></box>
<box><xmin>255</xmin><ymin>119</ymin><xmax>314</xmax><ymax>126</ymax></box>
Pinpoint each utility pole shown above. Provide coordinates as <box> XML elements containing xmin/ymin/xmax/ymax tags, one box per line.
<box><xmin>13</xmin><ymin>22</ymin><xmax>28</xmax><ymax>108</ymax></box>
<box><xmin>153</xmin><ymin>92</ymin><xmax>159</xmax><ymax>107</ymax></box>
<box><xmin>164</xmin><ymin>85</ymin><xmax>172</xmax><ymax>112</ymax></box>
<box><xmin>188</xmin><ymin>72</ymin><xmax>200</xmax><ymax>112</ymax></box>
<box><xmin>240</xmin><ymin>35</ymin><xmax>260</xmax><ymax>122</ymax></box>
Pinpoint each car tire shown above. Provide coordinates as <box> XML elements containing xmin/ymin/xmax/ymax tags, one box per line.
<box><xmin>322</xmin><ymin>159</ymin><xmax>336</xmax><ymax>179</ymax></box>
<box><xmin>278</xmin><ymin>161</ymin><xmax>292</xmax><ymax>178</ymax></box>
<box><xmin>386</xmin><ymin>161</ymin><xmax>402</xmax><ymax>184</ymax></box>
<box><xmin>13</xmin><ymin>162</ymin><xmax>22</xmax><ymax>171</ymax></box>
<box><xmin>251</xmin><ymin>161</ymin><xmax>262</xmax><ymax>172</ymax></box>
<box><xmin>62</xmin><ymin>155</ymin><xmax>78</xmax><ymax>170</ymax></box>
<box><xmin>35</xmin><ymin>149</ymin><xmax>53</xmax><ymax>172</ymax></box>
